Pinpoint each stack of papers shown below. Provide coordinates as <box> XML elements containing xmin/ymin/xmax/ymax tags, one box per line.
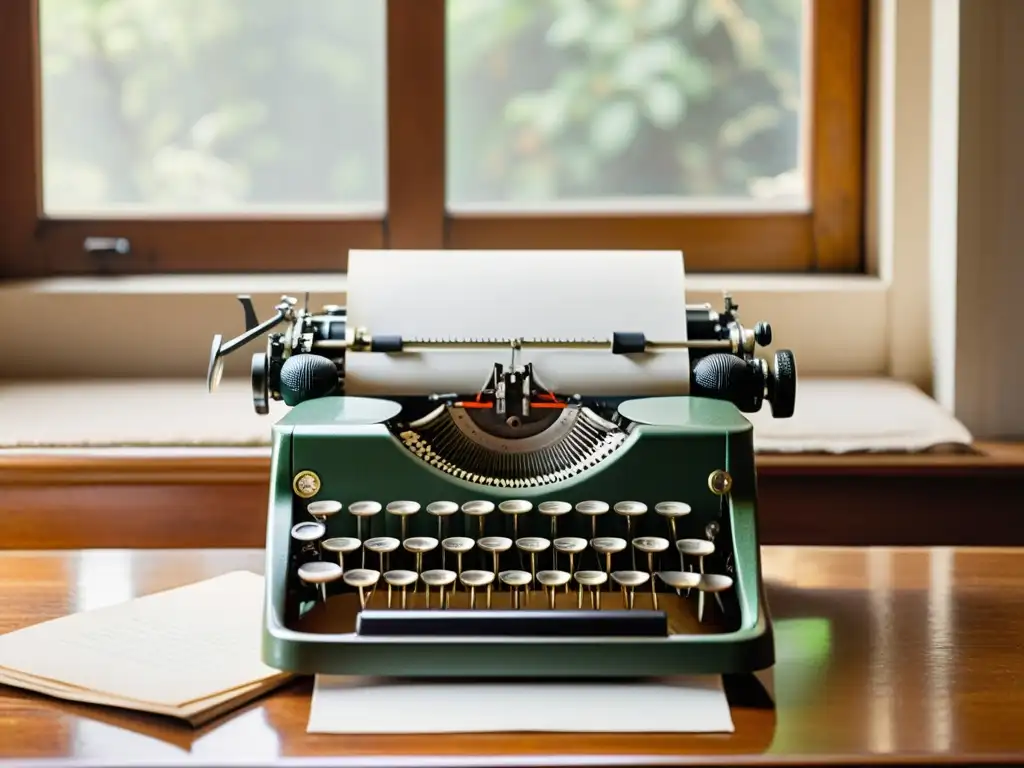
<box><xmin>0</xmin><ymin>571</ymin><xmax>291</xmax><ymax>726</ymax></box>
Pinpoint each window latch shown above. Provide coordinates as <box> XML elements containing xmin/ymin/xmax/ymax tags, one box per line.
<box><xmin>83</xmin><ymin>237</ymin><xmax>132</xmax><ymax>272</ymax></box>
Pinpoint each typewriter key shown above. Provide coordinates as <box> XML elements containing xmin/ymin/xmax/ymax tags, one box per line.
<box><xmin>676</xmin><ymin>538</ymin><xmax>715</xmax><ymax>577</ymax></box>
<box><xmin>611</xmin><ymin>570</ymin><xmax>650</xmax><ymax>610</ymax></box>
<box><xmin>477</xmin><ymin>536</ymin><xmax>513</xmax><ymax>585</ymax></box>
<box><xmin>348</xmin><ymin>501</ymin><xmax>382</xmax><ymax>543</ymax></box>
<box><xmin>387</xmin><ymin>501</ymin><xmax>421</xmax><ymax>542</ymax></box>
<box><xmin>403</xmin><ymin>536</ymin><xmax>439</xmax><ymax>585</ymax></box>
<box><xmin>426</xmin><ymin>500</ymin><xmax>459</xmax><ymax>540</ymax></box>
<box><xmin>321</xmin><ymin>536</ymin><xmax>361</xmax><ymax>572</ymax></box>
<box><xmin>459</xmin><ymin>570</ymin><xmax>495</xmax><ymax>609</ymax></box>
<box><xmin>298</xmin><ymin>560</ymin><xmax>343</xmax><ymax>603</ymax></box>
<box><xmin>343</xmin><ymin>568</ymin><xmax>381</xmax><ymax>610</ymax></box>
<box><xmin>591</xmin><ymin>537</ymin><xmax>627</xmax><ymax>590</ymax></box>
<box><xmin>536</xmin><ymin>570</ymin><xmax>571</xmax><ymax>609</ymax></box>
<box><xmin>657</xmin><ymin>570</ymin><xmax>700</xmax><ymax>595</ymax></box>
<box><xmin>655</xmin><ymin>501</ymin><xmax>692</xmax><ymax>566</ymax></box>
<box><xmin>573</xmin><ymin>570</ymin><xmax>608</xmax><ymax>609</ymax></box>
<box><xmin>421</xmin><ymin>568</ymin><xmax>457</xmax><ymax>609</ymax></box>
<box><xmin>307</xmin><ymin>500</ymin><xmax>342</xmax><ymax>524</ymax></box>
<box><xmin>441</xmin><ymin>536</ymin><xmax>475</xmax><ymax>585</ymax></box>
<box><xmin>696</xmin><ymin>573</ymin><xmax>734</xmax><ymax>623</ymax></box>
<box><xmin>553</xmin><ymin>537</ymin><xmax>587</xmax><ymax>586</ymax></box>
<box><xmin>498</xmin><ymin>499</ymin><xmax>532</xmax><ymax>540</ymax></box>
<box><xmin>498</xmin><ymin>570</ymin><xmax>532</xmax><ymax>609</ymax></box>
<box><xmin>461</xmin><ymin>500</ymin><xmax>495</xmax><ymax>538</ymax></box>
<box><xmin>291</xmin><ymin>522</ymin><xmax>326</xmax><ymax>554</ymax></box>
<box><xmin>383</xmin><ymin>569</ymin><xmax>418</xmax><ymax>609</ymax></box>
<box><xmin>538</xmin><ymin>500</ymin><xmax>571</xmax><ymax>540</ymax></box>
<box><xmin>364</xmin><ymin>536</ymin><xmax>400</xmax><ymax>572</ymax></box>
<box><xmin>575</xmin><ymin>500</ymin><xmax>609</xmax><ymax>540</ymax></box>
<box><xmin>632</xmin><ymin>537</ymin><xmax>670</xmax><ymax>609</ymax></box>
<box><xmin>613</xmin><ymin>502</ymin><xmax>648</xmax><ymax>566</ymax></box>
<box><xmin>515</xmin><ymin>537</ymin><xmax>551</xmax><ymax>585</ymax></box>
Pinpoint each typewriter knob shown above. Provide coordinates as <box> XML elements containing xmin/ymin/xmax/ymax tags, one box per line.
<box><xmin>279</xmin><ymin>353</ymin><xmax>339</xmax><ymax>407</ymax></box>
<box><xmin>251</xmin><ymin>352</ymin><xmax>269</xmax><ymax>415</ymax></box>
<box><xmin>767</xmin><ymin>349</ymin><xmax>797</xmax><ymax>418</ymax></box>
<box><xmin>754</xmin><ymin>321</ymin><xmax>772</xmax><ymax>346</ymax></box>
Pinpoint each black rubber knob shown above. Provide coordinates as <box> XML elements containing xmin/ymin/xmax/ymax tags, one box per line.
<box><xmin>692</xmin><ymin>353</ymin><xmax>763</xmax><ymax>413</ymax></box>
<box><xmin>768</xmin><ymin>349</ymin><xmax>796</xmax><ymax>418</ymax></box>
<box><xmin>754</xmin><ymin>321</ymin><xmax>772</xmax><ymax>346</ymax></box>
<box><xmin>279</xmin><ymin>354</ymin><xmax>339</xmax><ymax>406</ymax></box>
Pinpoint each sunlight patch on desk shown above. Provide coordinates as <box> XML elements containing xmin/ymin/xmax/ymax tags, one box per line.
<box><xmin>74</xmin><ymin>550</ymin><xmax>134</xmax><ymax>613</ymax></box>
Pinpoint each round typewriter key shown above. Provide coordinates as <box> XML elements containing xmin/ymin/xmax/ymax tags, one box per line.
<box><xmin>321</xmin><ymin>536</ymin><xmax>362</xmax><ymax>572</ymax></box>
<box><xmin>632</xmin><ymin>537</ymin><xmax>670</xmax><ymax>609</ymax></box>
<box><xmin>291</xmin><ymin>521</ymin><xmax>326</xmax><ymax>543</ymax></box>
<box><xmin>383</xmin><ymin>569</ymin><xmax>418</xmax><ymax>609</ymax></box>
<box><xmin>441</xmin><ymin>536</ymin><xmax>475</xmax><ymax>585</ymax></box>
<box><xmin>342</xmin><ymin>568</ymin><xmax>381</xmax><ymax>610</ymax></box>
<box><xmin>697</xmin><ymin>573</ymin><xmax>734</xmax><ymax>623</ymax></box>
<box><xmin>364</xmin><ymin>536</ymin><xmax>400</xmax><ymax>572</ymax></box>
<box><xmin>387</xmin><ymin>501</ymin><xmax>421</xmax><ymax>542</ymax></box>
<box><xmin>611</xmin><ymin>570</ymin><xmax>650</xmax><ymax>610</ymax></box>
<box><xmin>426</xmin><ymin>500</ymin><xmax>459</xmax><ymax>539</ymax></box>
<box><xmin>536</xmin><ymin>570</ymin><xmax>571</xmax><ymax>609</ymax></box>
<box><xmin>421</xmin><ymin>568</ymin><xmax>457</xmax><ymax>609</ymax></box>
<box><xmin>459</xmin><ymin>570</ymin><xmax>495</xmax><ymax>610</ymax></box>
<box><xmin>307</xmin><ymin>500</ymin><xmax>342</xmax><ymax>523</ymax></box>
<box><xmin>477</xmin><ymin>536</ymin><xmax>513</xmax><ymax>584</ymax></box>
<box><xmin>573</xmin><ymin>570</ymin><xmax>608</xmax><ymax>609</ymax></box>
<box><xmin>462</xmin><ymin>500</ymin><xmax>495</xmax><ymax>538</ymax></box>
<box><xmin>591</xmin><ymin>536</ymin><xmax>627</xmax><ymax>590</ymax></box>
<box><xmin>498</xmin><ymin>499</ymin><xmax>532</xmax><ymax>539</ymax></box>
<box><xmin>655</xmin><ymin>501</ymin><xmax>691</xmax><ymax>554</ymax></box>
<box><xmin>658</xmin><ymin>570</ymin><xmax>701</xmax><ymax>591</ymax></box>
<box><xmin>538</xmin><ymin>500</ymin><xmax>571</xmax><ymax>540</ymax></box>
<box><xmin>348</xmin><ymin>500</ymin><xmax>382</xmax><ymax>543</ymax></box>
<box><xmin>403</xmin><ymin>536</ymin><xmax>439</xmax><ymax>582</ymax></box>
<box><xmin>676</xmin><ymin>538</ymin><xmax>715</xmax><ymax>576</ymax></box>
<box><xmin>614</xmin><ymin>502</ymin><xmax>647</xmax><ymax>565</ymax></box>
<box><xmin>553</xmin><ymin>537</ymin><xmax>587</xmax><ymax>586</ymax></box>
<box><xmin>515</xmin><ymin>537</ymin><xmax>551</xmax><ymax>585</ymax></box>
<box><xmin>575</xmin><ymin>500</ymin><xmax>609</xmax><ymax>540</ymax></box>
<box><xmin>297</xmin><ymin>561</ymin><xmax>343</xmax><ymax>603</ymax></box>
<box><xmin>499</xmin><ymin>569</ymin><xmax>532</xmax><ymax>609</ymax></box>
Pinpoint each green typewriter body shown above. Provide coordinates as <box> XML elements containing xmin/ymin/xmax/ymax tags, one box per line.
<box><xmin>204</xmin><ymin>251</ymin><xmax>795</xmax><ymax>680</ymax></box>
<box><xmin>262</xmin><ymin>394</ymin><xmax>774</xmax><ymax>678</ymax></box>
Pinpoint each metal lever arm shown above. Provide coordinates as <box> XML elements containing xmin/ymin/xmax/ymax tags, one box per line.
<box><xmin>206</xmin><ymin>296</ymin><xmax>295</xmax><ymax>392</ymax></box>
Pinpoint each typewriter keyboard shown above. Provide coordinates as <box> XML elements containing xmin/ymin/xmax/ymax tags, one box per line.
<box><xmin>290</xmin><ymin>498</ymin><xmax>736</xmax><ymax>635</ymax></box>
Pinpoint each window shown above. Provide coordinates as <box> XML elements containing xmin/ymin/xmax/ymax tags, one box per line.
<box><xmin>0</xmin><ymin>0</ymin><xmax>866</xmax><ymax>278</ymax></box>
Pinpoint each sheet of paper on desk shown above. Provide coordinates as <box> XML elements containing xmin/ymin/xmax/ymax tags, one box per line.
<box><xmin>308</xmin><ymin>675</ymin><xmax>734</xmax><ymax>734</ymax></box>
<box><xmin>0</xmin><ymin>570</ymin><xmax>292</xmax><ymax>724</ymax></box>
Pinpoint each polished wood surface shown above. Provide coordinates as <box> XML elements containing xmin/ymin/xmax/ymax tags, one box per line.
<box><xmin>3</xmin><ymin>444</ymin><xmax>1024</xmax><ymax>549</ymax></box>
<box><xmin>1</xmin><ymin>547</ymin><xmax>1022</xmax><ymax>765</ymax></box>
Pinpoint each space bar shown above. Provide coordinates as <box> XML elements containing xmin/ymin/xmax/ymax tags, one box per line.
<box><xmin>355</xmin><ymin>609</ymin><xmax>668</xmax><ymax>637</ymax></box>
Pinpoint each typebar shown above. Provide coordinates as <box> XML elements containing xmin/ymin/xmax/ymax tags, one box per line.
<box><xmin>356</xmin><ymin>609</ymin><xmax>669</xmax><ymax>637</ymax></box>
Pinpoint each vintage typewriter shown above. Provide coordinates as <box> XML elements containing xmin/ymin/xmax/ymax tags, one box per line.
<box><xmin>206</xmin><ymin>250</ymin><xmax>795</xmax><ymax>678</ymax></box>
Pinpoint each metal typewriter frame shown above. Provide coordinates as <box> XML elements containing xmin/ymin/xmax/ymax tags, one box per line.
<box><xmin>261</xmin><ymin>395</ymin><xmax>774</xmax><ymax>678</ymax></box>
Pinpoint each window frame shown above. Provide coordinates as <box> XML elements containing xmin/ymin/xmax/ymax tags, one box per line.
<box><xmin>0</xmin><ymin>0</ymin><xmax>866</xmax><ymax>279</ymax></box>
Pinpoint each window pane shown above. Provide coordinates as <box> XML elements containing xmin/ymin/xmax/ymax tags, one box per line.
<box><xmin>446</xmin><ymin>0</ymin><xmax>806</xmax><ymax>210</ymax></box>
<box><xmin>39</xmin><ymin>0</ymin><xmax>386</xmax><ymax>215</ymax></box>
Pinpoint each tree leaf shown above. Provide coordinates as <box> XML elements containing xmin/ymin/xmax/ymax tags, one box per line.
<box><xmin>643</xmin><ymin>80</ymin><xmax>686</xmax><ymax>128</ymax></box>
<box><xmin>589</xmin><ymin>100</ymin><xmax>639</xmax><ymax>157</ymax></box>
<box><xmin>692</xmin><ymin>0</ymin><xmax>720</xmax><ymax>35</ymax></box>
<box><xmin>546</xmin><ymin>2</ymin><xmax>592</xmax><ymax>47</ymax></box>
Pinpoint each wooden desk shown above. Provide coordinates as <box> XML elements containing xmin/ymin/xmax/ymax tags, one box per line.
<box><xmin>1</xmin><ymin>547</ymin><xmax>1022</xmax><ymax>765</ymax></box>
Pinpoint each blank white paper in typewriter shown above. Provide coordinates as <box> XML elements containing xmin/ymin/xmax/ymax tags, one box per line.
<box><xmin>307</xmin><ymin>675</ymin><xmax>734</xmax><ymax>734</ymax></box>
<box><xmin>344</xmin><ymin>249</ymin><xmax>691</xmax><ymax>398</ymax></box>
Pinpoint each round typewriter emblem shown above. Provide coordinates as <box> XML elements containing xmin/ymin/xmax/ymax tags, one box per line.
<box><xmin>708</xmin><ymin>469</ymin><xmax>733</xmax><ymax>496</ymax></box>
<box><xmin>292</xmin><ymin>470</ymin><xmax>321</xmax><ymax>499</ymax></box>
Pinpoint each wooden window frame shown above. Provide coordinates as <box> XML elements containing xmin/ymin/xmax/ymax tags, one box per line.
<box><xmin>0</xmin><ymin>0</ymin><xmax>866</xmax><ymax>279</ymax></box>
